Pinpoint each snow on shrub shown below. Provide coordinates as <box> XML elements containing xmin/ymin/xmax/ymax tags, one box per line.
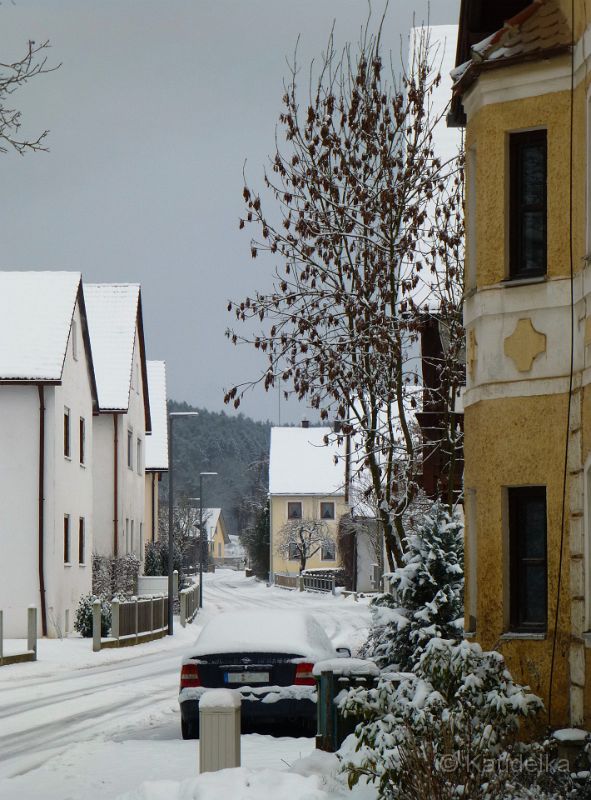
<box><xmin>340</xmin><ymin>637</ymin><xmax>544</xmax><ymax>800</ymax></box>
<box><xmin>74</xmin><ymin>593</ymin><xmax>111</xmax><ymax>638</ymax></box>
<box><xmin>363</xmin><ymin>501</ymin><xmax>464</xmax><ymax>671</ymax></box>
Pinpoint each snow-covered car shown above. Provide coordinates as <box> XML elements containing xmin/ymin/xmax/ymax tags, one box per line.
<box><xmin>178</xmin><ymin>609</ymin><xmax>348</xmax><ymax>739</ymax></box>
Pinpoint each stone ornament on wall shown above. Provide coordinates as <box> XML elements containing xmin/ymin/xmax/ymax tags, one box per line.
<box><xmin>503</xmin><ymin>318</ymin><xmax>547</xmax><ymax>373</ymax></box>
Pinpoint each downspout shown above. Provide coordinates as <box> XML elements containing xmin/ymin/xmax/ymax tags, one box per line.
<box><xmin>152</xmin><ymin>473</ymin><xmax>157</xmax><ymax>542</ymax></box>
<box><xmin>113</xmin><ymin>414</ymin><xmax>119</xmax><ymax>557</ymax></box>
<box><xmin>38</xmin><ymin>385</ymin><xmax>47</xmax><ymax>636</ymax></box>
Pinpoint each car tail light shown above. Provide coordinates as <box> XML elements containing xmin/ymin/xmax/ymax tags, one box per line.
<box><xmin>294</xmin><ymin>662</ymin><xmax>315</xmax><ymax>686</ymax></box>
<box><xmin>180</xmin><ymin>663</ymin><xmax>201</xmax><ymax>689</ymax></box>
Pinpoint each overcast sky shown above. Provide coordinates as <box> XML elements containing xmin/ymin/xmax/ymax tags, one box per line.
<box><xmin>0</xmin><ymin>0</ymin><xmax>460</xmax><ymax>423</ymax></box>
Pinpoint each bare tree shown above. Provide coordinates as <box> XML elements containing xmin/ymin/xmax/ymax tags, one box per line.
<box><xmin>225</xmin><ymin>16</ymin><xmax>464</xmax><ymax>570</ymax></box>
<box><xmin>277</xmin><ymin>517</ymin><xmax>334</xmax><ymax>574</ymax></box>
<box><xmin>1</xmin><ymin>39</ymin><xmax>59</xmax><ymax>155</ymax></box>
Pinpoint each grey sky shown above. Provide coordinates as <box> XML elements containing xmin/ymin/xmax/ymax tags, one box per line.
<box><xmin>0</xmin><ymin>0</ymin><xmax>460</xmax><ymax>423</ymax></box>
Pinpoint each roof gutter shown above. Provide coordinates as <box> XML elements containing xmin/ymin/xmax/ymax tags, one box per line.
<box><xmin>38</xmin><ymin>385</ymin><xmax>47</xmax><ymax>636</ymax></box>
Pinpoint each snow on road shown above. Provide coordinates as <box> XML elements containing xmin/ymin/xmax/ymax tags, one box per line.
<box><xmin>0</xmin><ymin>571</ymin><xmax>372</xmax><ymax>800</ymax></box>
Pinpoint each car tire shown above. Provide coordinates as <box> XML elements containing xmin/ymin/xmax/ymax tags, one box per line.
<box><xmin>181</xmin><ymin>717</ymin><xmax>199</xmax><ymax>740</ymax></box>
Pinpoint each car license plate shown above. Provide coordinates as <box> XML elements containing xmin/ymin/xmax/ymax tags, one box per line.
<box><xmin>225</xmin><ymin>671</ymin><xmax>269</xmax><ymax>684</ymax></box>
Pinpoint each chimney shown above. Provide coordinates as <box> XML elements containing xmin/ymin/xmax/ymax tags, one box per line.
<box><xmin>301</xmin><ymin>418</ymin><xmax>310</xmax><ymax>428</ymax></box>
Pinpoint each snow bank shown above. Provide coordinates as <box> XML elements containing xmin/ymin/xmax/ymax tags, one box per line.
<box><xmin>199</xmin><ymin>689</ymin><xmax>241</xmax><ymax>710</ymax></box>
<box><xmin>313</xmin><ymin>658</ymin><xmax>379</xmax><ymax>678</ymax></box>
<box><xmin>552</xmin><ymin>728</ymin><xmax>588</xmax><ymax>743</ymax></box>
<box><xmin>180</xmin><ymin>684</ymin><xmax>317</xmax><ymax>704</ymax></box>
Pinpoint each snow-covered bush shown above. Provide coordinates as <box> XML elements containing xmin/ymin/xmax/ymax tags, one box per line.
<box><xmin>340</xmin><ymin>638</ymin><xmax>544</xmax><ymax>799</ymax></box>
<box><xmin>74</xmin><ymin>593</ymin><xmax>111</xmax><ymax>638</ymax></box>
<box><xmin>92</xmin><ymin>552</ymin><xmax>140</xmax><ymax>599</ymax></box>
<box><xmin>143</xmin><ymin>541</ymin><xmax>162</xmax><ymax>576</ymax></box>
<box><xmin>92</xmin><ymin>553</ymin><xmax>112</xmax><ymax>598</ymax></box>
<box><xmin>363</xmin><ymin>501</ymin><xmax>464</xmax><ymax>671</ymax></box>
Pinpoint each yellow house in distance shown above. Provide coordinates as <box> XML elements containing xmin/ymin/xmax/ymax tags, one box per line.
<box><xmin>269</xmin><ymin>424</ymin><xmax>348</xmax><ymax>579</ymax></box>
<box><xmin>451</xmin><ymin>0</ymin><xmax>591</xmax><ymax>729</ymax></box>
<box><xmin>202</xmin><ymin>508</ymin><xmax>230</xmax><ymax>561</ymax></box>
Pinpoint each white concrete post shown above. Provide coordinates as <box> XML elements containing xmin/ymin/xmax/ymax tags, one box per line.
<box><xmin>173</xmin><ymin>570</ymin><xmax>179</xmax><ymax>599</ymax></box>
<box><xmin>92</xmin><ymin>600</ymin><xmax>101</xmax><ymax>652</ymax></box>
<box><xmin>0</xmin><ymin>609</ymin><xmax>3</xmax><ymax>663</ymax></box>
<box><xmin>27</xmin><ymin>606</ymin><xmax>37</xmax><ymax>658</ymax></box>
<box><xmin>180</xmin><ymin>589</ymin><xmax>187</xmax><ymax>628</ymax></box>
<box><xmin>199</xmin><ymin>689</ymin><xmax>241</xmax><ymax>773</ymax></box>
<box><xmin>331</xmin><ymin>575</ymin><xmax>336</xmax><ymax>596</ymax></box>
<box><xmin>111</xmin><ymin>599</ymin><xmax>120</xmax><ymax>641</ymax></box>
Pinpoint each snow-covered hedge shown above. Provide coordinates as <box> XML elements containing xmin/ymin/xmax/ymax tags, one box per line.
<box><xmin>74</xmin><ymin>593</ymin><xmax>111</xmax><ymax>638</ymax></box>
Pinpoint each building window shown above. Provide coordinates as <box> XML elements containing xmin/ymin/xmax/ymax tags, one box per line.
<box><xmin>321</xmin><ymin>540</ymin><xmax>336</xmax><ymax>561</ymax></box>
<box><xmin>508</xmin><ymin>486</ymin><xmax>547</xmax><ymax>632</ymax></box>
<box><xmin>140</xmin><ymin>523</ymin><xmax>143</xmax><ymax>559</ymax></box>
<box><xmin>127</xmin><ymin>429</ymin><xmax>133</xmax><ymax>469</ymax></box>
<box><xmin>509</xmin><ymin>129</ymin><xmax>547</xmax><ymax>279</ymax></box>
<box><xmin>64</xmin><ymin>515</ymin><xmax>70</xmax><ymax>563</ymax></box>
<box><xmin>79</xmin><ymin>418</ymin><xmax>86</xmax><ymax>465</ymax></box>
<box><xmin>78</xmin><ymin>517</ymin><xmax>85</xmax><ymax>564</ymax></box>
<box><xmin>131</xmin><ymin>519</ymin><xmax>135</xmax><ymax>553</ymax></box>
<box><xmin>218</xmin><ymin>542</ymin><xmax>222</xmax><ymax>557</ymax></box>
<box><xmin>288</xmin><ymin>542</ymin><xmax>299</xmax><ymax>560</ymax></box>
<box><xmin>137</xmin><ymin>438</ymin><xmax>142</xmax><ymax>475</ymax></box>
<box><xmin>125</xmin><ymin>518</ymin><xmax>129</xmax><ymax>553</ymax></box>
<box><xmin>287</xmin><ymin>502</ymin><xmax>302</xmax><ymax>519</ymax></box>
<box><xmin>64</xmin><ymin>408</ymin><xmax>71</xmax><ymax>458</ymax></box>
<box><xmin>320</xmin><ymin>502</ymin><xmax>335</xmax><ymax>520</ymax></box>
<box><xmin>71</xmin><ymin>319</ymin><xmax>78</xmax><ymax>360</ymax></box>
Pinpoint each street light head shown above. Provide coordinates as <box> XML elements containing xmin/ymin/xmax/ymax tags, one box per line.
<box><xmin>169</xmin><ymin>412</ymin><xmax>199</xmax><ymax>418</ymax></box>
<box><xmin>200</xmin><ymin>471</ymin><xmax>218</xmax><ymax>476</ymax></box>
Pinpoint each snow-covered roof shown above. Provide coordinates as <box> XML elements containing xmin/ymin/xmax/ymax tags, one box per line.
<box><xmin>84</xmin><ymin>284</ymin><xmax>150</xmax><ymax>424</ymax></box>
<box><xmin>201</xmin><ymin>508</ymin><xmax>229</xmax><ymax>543</ymax></box>
<box><xmin>189</xmin><ymin>610</ymin><xmax>337</xmax><ymax>660</ymax></box>
<box><xmin>0</xmin><ymin>271</ymin><xmax>86</xmax><ymax>382</ymax></box>
<box><xmin>145</xmin><ymin>361</ymin><xmax>168</xmax><ymax>472</ymax></box>
<box><xmin>269</xmin><ymin>426</ymin><xmax>346</xmax><ymax>496</ymax></box>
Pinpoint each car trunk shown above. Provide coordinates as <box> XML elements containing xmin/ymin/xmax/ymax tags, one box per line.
<box><xmin>191</xmin><ymin>652</ymin><xmax>302</xmax><ymax>688</ymax></box>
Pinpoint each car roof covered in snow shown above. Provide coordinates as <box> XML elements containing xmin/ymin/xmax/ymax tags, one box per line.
<box><xmin>269</xmin><ymin>427</ymin><xmax>346</xmax><ymax>496</ymax></box>
<box><xmin>145</xmin><ymin>360</ymin><xmax>168</xmax><ymax>472</ymax></box>
<box><xmin>190</xmin><ymin>610</ymin><xmax>337</xmax><ymax>660</ymax></box>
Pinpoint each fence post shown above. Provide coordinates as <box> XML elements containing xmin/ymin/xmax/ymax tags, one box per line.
<box><xmin>27</xmin><ymin>606</ymin><xmax>37</xmax><ymax>659</ymax></box>
<box><xmin>111</xmin><ymin>598</ymin><xmax>120</xmax><ymax>641</ymax></box>
<box><xmin>331</xmin><ymin>575</ymin><xmax>336</xmax><ymax>596</ymax></box>
<box><xmin>134</xmin><ymin>597</ymin><xmax>139</xmax><ymax>642</ymax></box>
<box><xmin>180</xmin><ymin>589</ymin><xmax>187</xmax><ymax>628</ymax></box>
<box><xmin>299</xmin><ymin>575</ymin><xmax>304</xmax><ymax>592</ymax></box>
<box><xmin>0</xmin><ymin>609</ymin><xmax>3</xmax><ymax>664</ymax></box>
<box><xmin>92</xmin><ymin>600</ymin><xmax>101</xmax><ymax>652</ymax></box>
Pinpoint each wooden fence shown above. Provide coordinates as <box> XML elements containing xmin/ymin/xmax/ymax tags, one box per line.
<box><xmin>93</xmin><ymin>595</ymin><xmax>168</xmax><ymax>651</ymax></box>
<box><xmin>0</xmin><ymin>607</ymin><xmax>37</xmax><ymax>666</ymax></box>
<box><xmin>273</xmin><ymin>573</ymin><xmax>299</xmax><ymax>590</ymax></box>
<box><xmin>180</xmin><ymin>581</ymin><xmax>200</xmax><ymax>627</ymax></box>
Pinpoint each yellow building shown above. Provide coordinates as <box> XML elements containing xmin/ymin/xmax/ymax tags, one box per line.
<box><xmin>203</xmin><ymin>508</ymin><xmax>230</xmax><ymax>561</ymax></box>
<box><xmin>269</xmin><ymin>425</ymin><xmax>348</xmax><ymax>578</ymax></box>
<box><xmin>451</xmin><ymin>0</ymin><xmax>591</xmax><ymax>728</ymax></box>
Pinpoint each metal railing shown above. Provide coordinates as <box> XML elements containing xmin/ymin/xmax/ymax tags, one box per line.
<box><xmin>93</xmin><ymin>595</ymin><xmax>168</xmax><ymax>651</ymax></box>
<box><xmin>302</xmin><ymin>572</ymin><xmax>336</xmax><ymax>594</ymax></box>
<box><xmin>0</xmin><ymin>607</ymin><xmax>37</xmax><ymax>666</ymax></box>
<box><xmin>180</xmin><ymin>581</ymin><xmax>200</xmax><ymax>627</ymax></box>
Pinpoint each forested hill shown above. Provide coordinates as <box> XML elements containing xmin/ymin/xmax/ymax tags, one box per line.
<box><xmin>164</xmin><ymin>402</ymin><xmax>271</xmax><ymax>537</ymax></box>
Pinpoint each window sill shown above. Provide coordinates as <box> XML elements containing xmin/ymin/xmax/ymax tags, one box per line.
<box><xmin>500</xmin><ymin>631</ymin><xmax>546</xmax><ymax>640</ymax></box>
<box><xmin>64</xmin><ymin>455</ymin><xmax>72</xmax><ymax>462</ymax></box>
<box><xmin>80</xmin><ymin>462</ymin><xmax>86</xmax><ymax>469</ymax></box>
<box><xmin>64</xmin><ymin>563</ymin><xmax>72</xmax><ymax>568</ymax></box>
<box><xmin>79</xmin><ymin>563</ymin><xmax>86</xmax><ymax>568</ymax></box>
<box><xmin>501</xmin><ymin>274</ymin><xmax>547</xmax><ymax>288</ymax></box>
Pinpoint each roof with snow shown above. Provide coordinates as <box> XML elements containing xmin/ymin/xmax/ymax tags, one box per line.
<box><xmin>201</xmin><ymin>508</ymin><xmax>230</xmax><ymax>543</ymax></box>
<box><xmin>145</xmin><ymin>361</ymin><xmax>168</xmax><ymax>472</ymax></box>
<box><xmin>452</xmin><ymin>1</ymin><xmax>570</xmax><ymax>95</ymax></box>
<box><xmin>84</xmin><ymin>284</ymin><xmax>151</xmax><ymax>429</ymax></box>
<box><xmin>0</xmin><ymin>272</ymin><xmax>96</xmax><ymax>393</ymax></box>
<box><xmin>269</xmin><ymin>426</ymin><xmax>346</xmax><ymax>496</ymax></box>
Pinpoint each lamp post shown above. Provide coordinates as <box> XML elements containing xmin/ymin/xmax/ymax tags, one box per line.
<box><xmin>199</xmin><ymin>471</ymin><xmax>217</xmax><ymax>607</ymax></box>
<box><xmin>167</xmin><ymin>411</ymin><xmax>199</xmax><ymax>635</ymax></box>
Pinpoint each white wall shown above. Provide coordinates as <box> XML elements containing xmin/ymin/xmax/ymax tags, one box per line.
<box><xmin>92</xmin><ymin>413</ymin><xmax>116</xmax><ymax>557</ymax></box>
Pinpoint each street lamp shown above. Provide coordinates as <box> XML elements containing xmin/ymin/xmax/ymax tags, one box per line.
<box><xmin>199</xmin><ymin>471</ymin><xmax>218</xmax><ymax>607</ymax></box>
<box><xmin>167</xmin><ymin>411</ymin><xmax>199</xmax><ymax>635</ymax></box>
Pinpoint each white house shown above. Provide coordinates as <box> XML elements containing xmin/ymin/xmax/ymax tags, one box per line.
<box><xmin>268</xmin><ymin>425</ymin><xmax>347</xmax><ymax>578</ymax></box>
<box><xmin>84</xmin><ymin>284</ymin><xmax>151</xmax><ymax>564</ymax></box>
<box><xmin>145</xmin><ymin>360</ymin><xmax>168</xmax><ymax>545</ymax></box>
<box><xmin>0</xmin><ymin>272</ymin><xmax>98</xmax><ymax>637</ymax></box>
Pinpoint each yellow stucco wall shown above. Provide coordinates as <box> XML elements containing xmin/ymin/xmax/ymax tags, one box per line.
<box><xmin>464</xmin><ymin>395</ymin><xmax>571</xmax><ymax>726</ymax></box>
<box><xmin>466</xmin><ymin>71</ymin><xmax>586</xmax><ymax>289</ymax></box>
<box><xmin>211</xmin><ymin>519</ymin><xmax>227</xmax><ymax>560</ymax></box>
<box><xmin>270</xmin><ymin>495</ymin><xmax>348</xmax><ymax>575</ymax></box>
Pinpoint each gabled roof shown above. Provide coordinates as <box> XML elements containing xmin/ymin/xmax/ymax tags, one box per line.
<box><xmin>145</xmin><ymin>361</ymin><xmax>168</xmax><ymax>472</ymax></box>
<box><xmin>452</xmin><ymin>0</ymin><xmax>570</xmax><ymax>96</ymax></box>
<box><xmin>269</xmin><ymin>426</ymin><xmax>346</xmax><ymax>496</ymax></box>
<box><xmin>0</xmin><ymin>272</ymin><xmax>97</xmax><ymax>402</ymax></box>
<box><xmin>201</xmin><ymin>508</ymin><xmax>230</xmax><ymax>543</ymax></box>
<box><xmin>84</xmin><ymin>283</ymin><xmax>151</xmax><ymax>430</ymax></box>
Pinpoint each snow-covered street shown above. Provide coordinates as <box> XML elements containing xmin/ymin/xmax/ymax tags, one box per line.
<box><xmin>0</xmin><ymin>571</ymin><xmax>371</xmax><ymax>800</ymax></box>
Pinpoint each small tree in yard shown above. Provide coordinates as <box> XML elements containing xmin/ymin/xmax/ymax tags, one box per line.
<box><xmin>225</xmin><ymin>15</ymin><xmax>465</xmax><ymax>570</ymax></box>
<box><xmin>277</xmin><ymin>517</ymin><xmax>334</xmax><ymax>573</ymax></box>
<box><xmin>242</xmin><ymin>500</ymin><xmax>270</xmax><ymax>578</ymax></box>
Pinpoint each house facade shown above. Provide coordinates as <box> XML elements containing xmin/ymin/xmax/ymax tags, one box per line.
<box><xmin>452</xmin><ymin>0</ymin><xmax>591</xmax><ymax>728</ymax></box>
<box><xmin>203</xmin><ymin>508</ymin><xmax>230</xmax><ymax>561</ymax></box>
<box><xmin>269</xmin><ymin>425</ymin><xmax>347</xmax><ymax>577</ymax></box>
<box><xmin>84</xmin><ymin>284</ymin><xmax>151</xmax><ymax>565</ymax></box>
<box><xmin>145</xmin><ymin>361</ymin><xmax>168</xmax><ymax>546</ymax></box>
<box><xmin>0</xmin><ymin>272</ymin><xmax>97</xmax><ymax>637</ymax></box>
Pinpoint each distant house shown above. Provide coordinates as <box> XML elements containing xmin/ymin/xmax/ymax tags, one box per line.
<box><xmin>144</xmin><ymin>361</ymin><xmax>168</xmax><ymax>547</ymax></box>
<box><xmin>269</xmin><ymin>424</ymin><xmax>347</xmax><ymax>578</ymax></box>
<box><xmin>84</xmin><ymin>284</ymin><xmax>151</xmax><ymax>565</ymax></box>
<box><xmin>0</xmin><ymin>272</ymin><xmax>98</xmax><ymax>637</ymax></box>
<box><xmin>202</xmin><ymin>508</ymin><xmax>230</xmax><ymax>560</ymax></box>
